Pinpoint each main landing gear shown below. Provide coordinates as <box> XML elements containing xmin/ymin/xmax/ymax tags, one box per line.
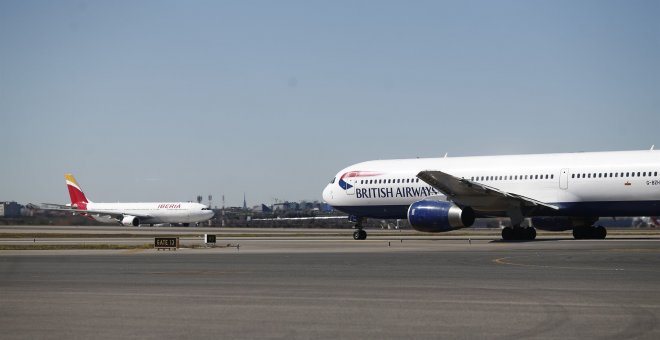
<box><xmin>352</xmin><ymin>217</ymin><xmax>367</xmax><ymax>240</ymax></box>
<box><xmin>501</xmin><ymin>226</ymin><xmax>537</xmax><ymax>241</ymax></box>
<box><xmin>502</xmin><ymin>208</ymin><xmax>536</xmax><ymax>241</ymax></box>
<box><xmin>573</xmin><ymin>225</ymin><xmax>607</xmax><ymax>239</ymax></box>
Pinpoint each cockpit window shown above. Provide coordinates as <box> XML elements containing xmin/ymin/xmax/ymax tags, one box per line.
<box><xmin>330</xmin><ymin>177</ymin><xmax>336</xmax><ymax>184</ymax></box>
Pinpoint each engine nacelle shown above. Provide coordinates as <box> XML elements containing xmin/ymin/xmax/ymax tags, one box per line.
<box><xmin>407</xmin><ymin>200</ymin><xmax>475</xmax><ymax>232</ymax></box>
<box><xmin>121</xmin><ymin>215</ymin><xmax>140</xmax><ymax>227</ymax></box>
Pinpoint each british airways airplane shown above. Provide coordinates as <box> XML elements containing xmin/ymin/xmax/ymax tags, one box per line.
<box><xmin>39</xmin><ymin>174</ymin><xmax>214</xmax><ymax>226</ymax></box>
<box><xmin>322</xmin><ymin>149</ymin><xmax>660</xmax><ymax>240</ymax></box>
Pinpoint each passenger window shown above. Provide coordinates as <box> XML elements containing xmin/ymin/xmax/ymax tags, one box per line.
<box><xmin>632</xmin><ymin>173</ymin><xmax>635</xmax><ymax>178</ymax></box>
<box><xmin>637</xmin><ymin>172</ymin><xmax>641</xmax><ymax>177</ymax></box>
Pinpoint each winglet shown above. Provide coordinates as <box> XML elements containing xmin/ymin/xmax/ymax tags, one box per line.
<box><xmin>65</xmin><ymin>173</ymin><xmax>90</xmax><ymax>206</ymax></box>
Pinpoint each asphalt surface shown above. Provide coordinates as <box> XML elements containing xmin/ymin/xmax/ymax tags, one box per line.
<box><xmin>1</xmin><ymin>232</ymin><xmax>660</xmax><ymax>339</ymax></box>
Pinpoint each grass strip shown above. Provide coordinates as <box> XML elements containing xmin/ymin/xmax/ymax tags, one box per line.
<box><xmin>0</xmin><ymin>243</ymin><xmax>154</xmax><ymax>251</ymax></box>
<box><xmin>0</xmin><ymin>233</ymin><xmax>197</xmax><ymax>239</ymax></box>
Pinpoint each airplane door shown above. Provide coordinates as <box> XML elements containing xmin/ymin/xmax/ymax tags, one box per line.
<box><xmin>560</xmin><ymin>169</ymin><xmax>569</xmax><ymax>190</ymax></box>
<box><xmin>346</xmin><ymin>178</ymin><xmax>355</xmax><ymax>195</ymax></box>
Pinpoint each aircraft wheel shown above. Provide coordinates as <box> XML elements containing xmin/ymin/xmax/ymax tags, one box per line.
<box><xmin>527</xmin><ymin>227</ymin><xmax>537</xmax><ymax>240</ymax></box>
<box><xmin>502</xmin><ymin>227</ymin><xmax>514</xmax><ymax>241</ymax></box>
<box><xmin>573</xmin><ymin>227</ymin><xmax>586</xmax><ymax>239</ymax></box>
<box><xmin>353</xmin><ymin>230</ymin><xmax>367</xmax><ymax>240</ymax></box>
<box><xmin>595</xmin><ymin>225</ymin><xmax>607</xmax><ymax>239</ymax></box>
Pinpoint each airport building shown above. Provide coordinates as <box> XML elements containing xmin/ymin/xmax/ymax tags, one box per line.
<box><xmin>1</xmin><ymin>201</ymin><xmax>23</xmax><ymax>218</ymax></box>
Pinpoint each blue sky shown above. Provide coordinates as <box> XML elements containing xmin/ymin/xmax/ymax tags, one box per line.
<box><xmin>1</xmin><ymin>0</ymin><xmax>658</xmax><ymax>207</ymax></box>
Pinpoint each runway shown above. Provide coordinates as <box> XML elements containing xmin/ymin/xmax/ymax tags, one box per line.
<box><xmin>1</xmin><ymin>229</ymin><xmax>660</xmax><ymax>338</ymax></box>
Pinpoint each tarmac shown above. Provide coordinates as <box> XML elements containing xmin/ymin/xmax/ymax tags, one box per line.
<box><xmin>1</xmin><ymin>226</ymin><xmax>660</xmax><ymax>339</ymax></box>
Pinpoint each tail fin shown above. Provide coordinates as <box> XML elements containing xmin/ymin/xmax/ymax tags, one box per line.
<box><xmin>65</xmin><ymin>173</ymin><xmax>90</xmax><ymax>206</ymax></box>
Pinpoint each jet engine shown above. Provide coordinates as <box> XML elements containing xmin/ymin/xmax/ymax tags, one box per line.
<box><xmin>407</xmin><ymin>200</ymin><xmax>475</xmax><ymax>232</ymax></box>
<box><xmin>121</xmin><ymin>215</ymin><xmax>140</xmax><ymax>227</ymax></box>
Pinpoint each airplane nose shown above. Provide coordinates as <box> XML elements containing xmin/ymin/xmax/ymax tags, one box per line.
<box><xmin>322</xmin><ymin>184</ymin><xmax>333</xmax><ymax>203</ymax></box>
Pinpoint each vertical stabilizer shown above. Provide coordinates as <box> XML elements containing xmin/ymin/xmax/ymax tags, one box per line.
<box><xmin>65</xmin><ymin>173</ymin><xmax>90</xmax><ymax>207</ymax></box>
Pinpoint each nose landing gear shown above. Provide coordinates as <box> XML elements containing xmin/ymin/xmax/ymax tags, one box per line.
<box><xmin>353</xmin><ymin>229</ymin><xmax>367</xmax><ymax>240</ymax></box>
<box><xmin>352</xmin><ymin>216</ymin><xmax>367</xmax><ymax>240</ymax></box>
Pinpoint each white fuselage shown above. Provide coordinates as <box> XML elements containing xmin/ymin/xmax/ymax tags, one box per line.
<box><xmin>85</xmin><ymin>202</ymin><xmax>214</xmax><ymax>224</ymax></box>
<box><xmin>322</xmin><ymin>150</ymin><xmax>660</xmax><ymax>219</ymax></box>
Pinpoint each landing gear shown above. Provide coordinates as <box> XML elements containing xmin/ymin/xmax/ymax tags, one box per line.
<box><xmin>352</xmin><ymin>217</ymin><xmax>367</xmax><ymax>240</ymax></box>
<box><xmin>501</xmin><ymin>227</ymin><xmax>536</xmax><ymax>241</ymax></box>
<box><xmin>502</xmin><ymin>208</ymin><xmax>535</xmax><ymax>241</ymax></box>
<box><xmin>573</xmin><ymin>225</ymin><xmax>607</xmax><ymax>239</ymax></box>
<box><xmin>353</xmin><ymin>229</ymin><xmax>367</xmax><ymax>240</ymax></box>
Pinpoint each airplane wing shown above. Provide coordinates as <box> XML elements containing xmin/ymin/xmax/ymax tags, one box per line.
<box><xmin>30</xmin><ymin>203</ymin><xmax>69</xmax><ymax>209</ymax></box>
<box><xmin>32</xmin><ymin>203</ymin><xmax>153</xmax><ymax>219</ymax></box>
<box><xmin>416</xmin><ymin>170</ymin><xmax>559</xmax><ymax>211</ymax></box>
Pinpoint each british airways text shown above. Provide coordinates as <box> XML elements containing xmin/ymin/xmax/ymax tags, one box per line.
<box><xmin>355</xmin><ymin>186</ymin><xmax>439</xmax><ymax>199</ymax></box>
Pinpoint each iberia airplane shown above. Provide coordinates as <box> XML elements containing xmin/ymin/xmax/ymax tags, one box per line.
<box><xmin>39</xmin><ymin>174</ymin><xmax>214</xmax><ymax>226</ymax></box>
<box><xmin>322</xmin><ymin>149</ymin><xmax>660</xmax><ymax>240</ymax></box>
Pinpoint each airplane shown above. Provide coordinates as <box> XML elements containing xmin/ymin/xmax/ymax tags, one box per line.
<box><xmin>37</xmin><ymin>174</ymin><xmax>214</xmax><ymax>226</ymax></box>
<box><xmin>322</xmin><ymin>149</ymin><xmax>660</xmax><ymax>240</ymax></box>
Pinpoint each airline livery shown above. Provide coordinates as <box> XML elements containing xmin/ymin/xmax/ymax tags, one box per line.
<box><xmin>42</xmin><ymin>174</ymin><xmax>214</xmax><ymax>226</ymax></box>
<box><xmin>322</xmin><ymin>149</ymin><xmax>660</xmax><ymax>240</ymax></box>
